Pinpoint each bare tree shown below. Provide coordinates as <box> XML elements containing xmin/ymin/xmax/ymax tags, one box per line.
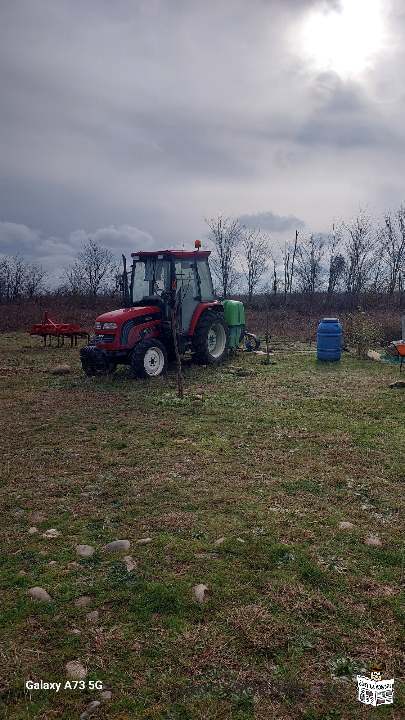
<box><xmin>0</xmin><ymin>255</ymin><xmax>46</xmax><ymax>301</ymax></box>
<box><xmin>296</xmin><ymin>234</ymin><xmax>325</xmax><ymax>295</ymax></box>
<box><xmin>25</xmin><ymin>264</ymin><xmax>47</xmax><ymax>298</ymax></box>
<box><xmin>271</xmin><ymin>254</ymin><xmax>279</xmax><ymax>295</ymax></box>
<box><xmin>326</xmin><ymin>224</ymin><xmax>345</xmax><ymax>294</ymax></box>
<box><xmin>64</xmin><ymin>238</ymin><xmax>117</xmax><ymax>296</ymax></box>
<box><xmin>344</xmin><ymin>212</ymin><xmax>375</xmax><ymax>296</ymax></box>
<box><xmin>283</xmin><ymin>230</ymin><xmax>299</xmax><ymax>298</ymax></box>
<box><xmin>327</xmin><ymin>254</ymin><xmax>346</xmax><ymax>294</ymax></box>
<box><xmin>205</xmin><ymin>216</ymin><xmax>242</xmax><ymax>298</ymax></box>
<box><xmin>240</xmin><ymin>227</ymin><xmax>269</xmax><ymax>303</ymax></box>
<box><xmin>378</xmin><ymin>208</ymin><xmax>405</xmax><ymax>295</ymax></box>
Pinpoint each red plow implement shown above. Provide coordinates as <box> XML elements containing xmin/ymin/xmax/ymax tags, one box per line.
<box><xmin>29</xmin><ymin>312</ymin><xmax>90</xmax><ymax>347</ymax></box>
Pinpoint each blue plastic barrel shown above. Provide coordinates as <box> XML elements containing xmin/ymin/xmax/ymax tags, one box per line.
<box><xmin>317</xmin><ymin>318</ymin><xmax>342</xmax><ymax>361</ymax></box>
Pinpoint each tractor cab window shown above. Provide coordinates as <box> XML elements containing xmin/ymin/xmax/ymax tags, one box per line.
<box><xmin>144</xmin><ymin>257</ymin><xmax>171</xmax><ymax>296</ymax></box>
<box><xmin>131</xmin><ymin>258</ymin><xmax>171</xmax><ymax>303</ymax></box>
<box><xmin>174</xmin><ymin>260</ymin><xmax>198</xmax><ymax>299</ymax></box>
<box><xmin>131</xmin><ymin>261</ymin><xmax>149</xmax><ymax>302</ymax></box>
<box><xmin>196</xmin><ymin>259</ymin><xmax>214</xmax><ymax>301</ymax></box>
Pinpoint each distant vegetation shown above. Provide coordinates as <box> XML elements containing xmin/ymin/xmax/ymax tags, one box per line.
<box><xmin>0</xmin><ymin>208</ymin><xmax>404</xmax><ymax>341</ymax></box>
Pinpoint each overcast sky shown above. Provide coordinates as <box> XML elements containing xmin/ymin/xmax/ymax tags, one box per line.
<box><xmin>0</xmin><ymin>0</ymin><xmax>404</xmax><ymax>278</ymax></box>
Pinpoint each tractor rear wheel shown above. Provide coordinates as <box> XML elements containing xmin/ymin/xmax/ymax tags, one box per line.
<box><xmin>193</xmin><ymin>311</ymin><xmax>228</xmax><ymax>365</ymax></box>
<box><xmin>131</xmin><ymin>338</ymin><xmax>167</xmax><ymax>378</ymax></box>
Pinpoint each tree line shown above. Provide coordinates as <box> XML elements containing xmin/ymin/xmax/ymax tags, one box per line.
<box><xmin>0</xmin><ymin>239</ymin><xmax>118</xmax><ymax>302</ymax></box>
<box><xmin>207</xmin><ymin>208</ymin><xmax>405</xmax><ymax>305</ymax></box>
<box><xmin>1</xmin><ymin>208</ymin><xmax>405</xmax><ymax>305</ymax></box>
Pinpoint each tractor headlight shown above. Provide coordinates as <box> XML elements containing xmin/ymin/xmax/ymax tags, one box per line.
<box><xmin>103</xmin><ymin>322</ymin><xmax>118</xmax><ymax>330</ymax></box>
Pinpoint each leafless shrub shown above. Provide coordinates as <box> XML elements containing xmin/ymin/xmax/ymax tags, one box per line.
<box><xmin>240</xmin><ymin>227</ymin><xmax>269</xmax><ymax>303</ymax></box>
<box><xmin>205</xmin><ymin>215</ymin><xmax>242</xmax><ymax>298</ymax></box>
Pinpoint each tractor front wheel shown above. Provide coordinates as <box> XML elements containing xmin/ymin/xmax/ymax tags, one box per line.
<box><xmin>193</xmin><ymin>311</ymin><xmax>228</xmax><ymax>365</ymax></box>
<box><xmin>80</xmin><ymin>348</ymin><xmax>116</xmax><ymax>377</ymax></box>
<box><xmin>131</xmin><ymin>338</ymin><xmax>167</xmax><ymax>378</ymax></box>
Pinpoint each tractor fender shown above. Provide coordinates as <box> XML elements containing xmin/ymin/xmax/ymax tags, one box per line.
<box><xmin>126</xmin><ymin>320</ymin><xmax>161</xmax><ymax>348</ymax></box>
<box><xmin>188</xmin><ymin>302</ymin><xmax>224</xmax><ymax>336</ymax></box>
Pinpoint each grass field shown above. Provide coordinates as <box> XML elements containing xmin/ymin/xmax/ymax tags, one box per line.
<box><xmin>0</xmin><ymin>333</ymin><xmax>404</xmax><ymax>719</ymax></box>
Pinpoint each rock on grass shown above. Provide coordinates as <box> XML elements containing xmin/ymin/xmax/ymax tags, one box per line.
<box><xmin>80</xmin><ymin>700</ymin><xmax>101</xmax><ymax>719</ymax></box>
<box><xmin>50</xmin><ymin>364</ymin><xmax>71</xmax><ymax>375</ymax></box>
<box><xmin>364</xmin><ymin>534</ymin><xmax>382</xmax><ymax>547</ymax></box>
<box><xmin>123</xmin><ymin>555</ymin><xmax>137</xmax><ymax>572</ymax></box>
<box><xmin>338</xmin><ymin>521</ymin><xmax>354</xmax><ymax>530</ymax></box>
<box><xmin>28</xmin><ymin>586</ymin><xmax>52</xmax><ymax>602</ymax></box>
<box><xmin>76</xmin><ymin>544</ymin><xmax>95</xmax><ymax>558</ymax></box>
<box><xmin>193</xmin><ymin>584</ymin><xmax>209</xmax><ymax>603</ymax></box>
<box><xmin>100</xmin><ymin>690</ymin><xmax>112</xmax><ymax>700</ymax></box>
<box><xmin>42</xmin><ymin>528</ymin><xmax>61</xmax><ymax>539</ymax></box>
<box><xmin>104</xmin><ymin>539</ymin><xmax>130</xmax><ymax>553</ymax></box>
<box><xmin>65</xmin><ymin>660</ymin><xmax>87</xmax><ymax>680</ymax></box>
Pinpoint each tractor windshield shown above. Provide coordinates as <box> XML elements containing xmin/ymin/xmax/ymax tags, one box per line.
<box><xmin>130</xmin><ymin>258</ymin><xmax>171</xmax><ymax>303</ymax></box>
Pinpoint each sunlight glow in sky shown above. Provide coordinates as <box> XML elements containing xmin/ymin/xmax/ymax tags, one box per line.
<box><xmin>301</xmin><ymin>0</ymin><xmax>387</xmax><ymax>79</ymax></box>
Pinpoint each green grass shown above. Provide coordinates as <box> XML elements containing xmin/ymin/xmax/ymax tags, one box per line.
<box><xmin>0</xmin><ymin>332</ymin><xmax>404</xmax><ymax>719</ymax></box>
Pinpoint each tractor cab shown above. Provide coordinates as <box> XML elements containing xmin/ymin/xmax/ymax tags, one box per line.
<box><xmin>129</xmin><ymin>250</ymin><xmax>215</xmax><ymax>334</ymax></box>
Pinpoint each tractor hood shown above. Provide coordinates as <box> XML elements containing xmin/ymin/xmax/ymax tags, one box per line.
<box><xmin>95</xmin><ymin>306</ymin><xmax>160</xmax><ymax>324</ymax></box>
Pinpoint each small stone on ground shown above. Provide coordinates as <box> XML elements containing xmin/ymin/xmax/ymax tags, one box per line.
<box><xmin>80</xmin><ymin>700</ymin><xmax>101</xmax><ymax>719</ymax></box>
<box><xmin>76</xmin><ymin>544</ymin><xmax>95</xmax><ymax>558</ymax></box>
<box><xmin>65</xmin><ymin>660</ymin><xmax>87</xmax><ymax>680</ymax></box>
<box><xmin>100</xmin><ymin>690</ymin><xmax>112</xmax><ymax>700</ymax></box>
<box><xmin>338</xmin><ymin>521</ymin><xmax>354</xmax><ymax>530</ymax></box>
<box><xmin>42</xmin><ymin>528</ymin><xmax>61</xmax><ymax>539</ymax></box>
<box><xmin>50</xmin><ymin>364</ymin><xmax>71</xmax><ymax>375</ymax></box>
<box><xmin>365</xmin><ymin>534</ymin><xmax>382</xmax><ymax>547</ymax></box>
<box><xmin>28</xmin><ymin>586</ymin><xmax>52</xmax><ymax>602</ymax></box>
<box><xmin>193</xmin><ymin>583</ymin><xmax>209</xmax><ymax>603</ymax></box>
<box><xmin>86</xmin><ymin>610</ymin><xmax>99</xmax><ymax>623</ymax></box>
<box><xmin>104</xmin><ymin>539</ymin><xmax>130</xmax><ymax>552</ymax></box>
<box><xmin>28</xmin><ymin>527</ymin><xmax>38</xmax><ymax>534</ymax></box>
<box><xmin>123</xmin><ymin>555</ymin><xmax>137</xmax><ymax>571</ymax></box>
<box><xmin>136</xmin><ymin>537</ymin><xmax>152</xmax><ymax>545</ymax></box>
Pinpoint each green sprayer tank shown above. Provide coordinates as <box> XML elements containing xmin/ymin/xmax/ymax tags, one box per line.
<box><xmin>223</xmin><ymin>300</ymin><xmax>245</xmax><ymax>349</ymax></box>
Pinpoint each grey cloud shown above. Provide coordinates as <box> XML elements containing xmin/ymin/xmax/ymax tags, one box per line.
<box><xmin>239</xmin><ymin>211</ymin><xmax>305</xmax><ymax>232</ymax></box>
<box><xmin>0</xmin><ymin>221</ymin><xmax>155</xmax><ymax>282</ymax></box>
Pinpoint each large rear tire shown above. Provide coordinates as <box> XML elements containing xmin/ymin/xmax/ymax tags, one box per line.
<box><xmin>192</xmin><ymin>311</ymin><xmax>228</xmax><ymax>365</ymax></box>
<box><xmin>131</xmin><ymin>338</ymin><xmax>167</xmax><ymax>378</ymax></box>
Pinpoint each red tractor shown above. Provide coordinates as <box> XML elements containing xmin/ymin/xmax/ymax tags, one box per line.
<box><xmin>80</xmin><ymin>246</ymin><xmax>258</xmax><ymax>378</ymax></box>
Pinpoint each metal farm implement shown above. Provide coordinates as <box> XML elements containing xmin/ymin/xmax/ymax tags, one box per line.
<box><xmin>29</xmin><ymin>312</ymin><xmax>90</xmax><ymax>347</ymax></box>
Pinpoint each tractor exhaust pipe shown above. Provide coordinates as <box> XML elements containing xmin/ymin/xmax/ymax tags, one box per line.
<box><xmin>121</xmin><ymin>254</ymin><xmax>130</xmax><ymax>307</ymax></box>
